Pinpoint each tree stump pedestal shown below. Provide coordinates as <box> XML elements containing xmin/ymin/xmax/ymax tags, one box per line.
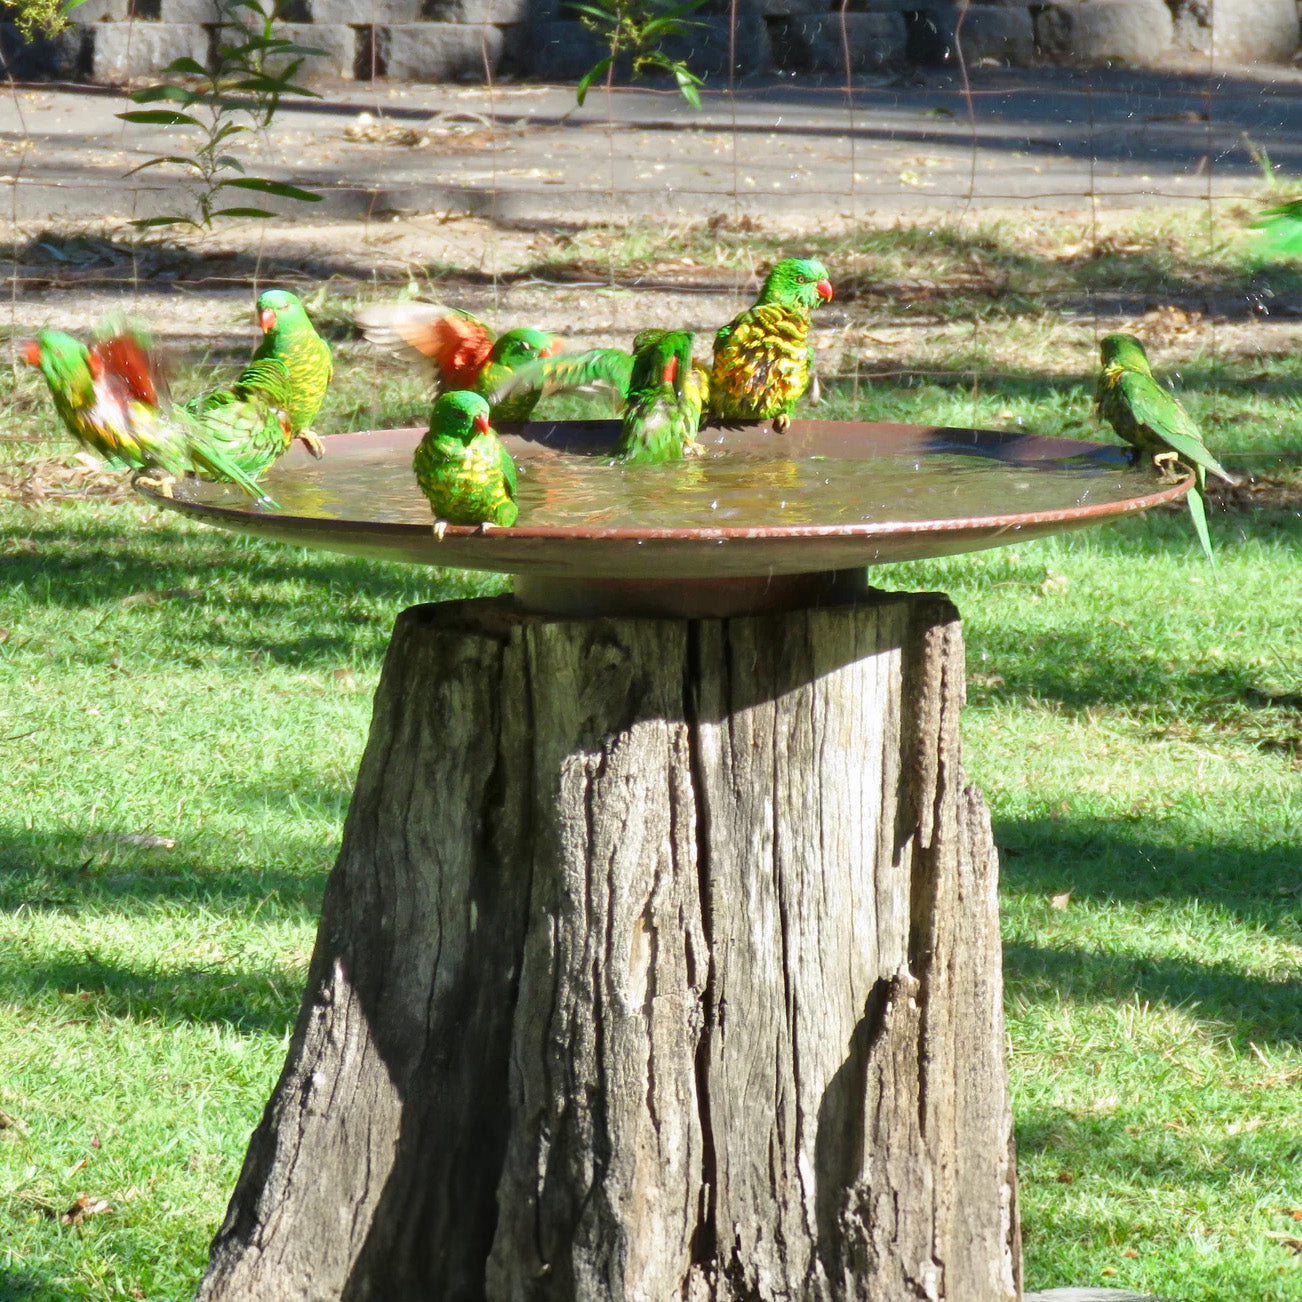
<box><xmin>198</xmin><ymin>588</ymin><xmax>1021</xmax><ymax>1302</ymax></box>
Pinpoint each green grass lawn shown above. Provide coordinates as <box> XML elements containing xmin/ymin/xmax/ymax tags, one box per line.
<box><xmin>2</xmin><ymin>212</ymin><xmax>1301</xmax><ymax>1300</ymax></box>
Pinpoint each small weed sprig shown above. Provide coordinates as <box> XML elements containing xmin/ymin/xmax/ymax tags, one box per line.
<box><xmin>117</xmin><ymin>0</ymin><xmax>324</xmax><ymax>231</ymax></box>
<box><xmin>571</xmin><ymin>0</ymin><xmax>708</xmax><ymax>108</ymax></box>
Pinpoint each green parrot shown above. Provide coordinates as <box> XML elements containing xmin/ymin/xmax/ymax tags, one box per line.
<box><xmin>22</xmin><ymin>327</ymin><xmax>280</xmax><ymax>506</ymax></box>
<box><xmin>1095</xmin><ymin>332</ymin><xmax>1238</xmax><ymax>563</ymax></box>
<box><xmin>1252</xmin><ymin>197</ymin><xmax>1302</xmax><ymax>260</ymax></box>
<box><xmin>616</xmin><ymin>330</ymin><xmax>706</xmax><ymax>464</ymax></box>
<box><xmin>182</xmin><ymin>355</ymin><xmax>300</xmax><ymax>490</ymax></box>
<box><xmin>354</xmin><ymin>302</ymin><xmax>562</xmax><ymax>421</ymax></box>
<box><xmin>414</xmin><ymin>389</ymin><xmax>519</xmax><ymax>536</ymax></box>
<box><xmin>251</xmin><ymin>288</ymin><xmax>333</xmax><ymax>456</ymax></box>
<box><xmin>708</xmin><ymin>257</ymin><xmax>834</xmax><ymax>432</ymax></box>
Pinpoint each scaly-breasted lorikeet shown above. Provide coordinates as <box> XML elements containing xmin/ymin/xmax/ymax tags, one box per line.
<box><xmin>355</xmin><ymin>302</ymin><xmax>562</xmax><ymax>422</ymax></box>
<box><xmin>22</xmin><ymin>326</ymin><xmax>281</xmax><ymax>506</ymax></box>
<box><xmin>251</xmin><ymin>288</ymin><xmax>332</xmax><ymax>456</ymax></box>
<box><xmin>708</xmin><ymin>257</ymin><xmax>833</xmax><ymax>432</ymax></box>
<box><xmin>1096</xmin><ymin>332</ymin><xmax>1238</xmax><ymax>563</ymax></box>
<box><xmin>414</xmin><ymin>389</ymin><xmax>519</xmax><ymax>536</ymax></box>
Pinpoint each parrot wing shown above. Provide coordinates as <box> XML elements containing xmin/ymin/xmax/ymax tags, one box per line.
<box><xmin>355</xmin><ymin>303</ymin><xmax>495</xmax><ymax>388</ymax></box>
<box><xmin>490</xmin><ymin>348</ymin><xmax>635</xmax><ymax>408</ymax></box>
<box><xmin>1117</xmin><ymin>370</ymin><xmax>1238</xmax><ymax>486</ymax></box>
<box><xmin>1254</xmin><ymin>197</ymin><xmax>1302</xmax><ymax>259</ymax></box>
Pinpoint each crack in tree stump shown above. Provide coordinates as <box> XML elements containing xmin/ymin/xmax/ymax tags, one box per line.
<box><xmin>197</xmin><ymin>591</ymin><xmax>1021</xmax><ymax>1302</ymax></box>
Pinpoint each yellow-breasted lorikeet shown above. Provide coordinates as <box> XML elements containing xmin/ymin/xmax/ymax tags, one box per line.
<box><xmin>414</xmin><ymin>389</ymin><xmax>519</xmax><ymax>535</ymax></box>
<box><xmin>708</xmin><ymin>257</ymin><xmax>833</xmax><ymax>432</ymax></box>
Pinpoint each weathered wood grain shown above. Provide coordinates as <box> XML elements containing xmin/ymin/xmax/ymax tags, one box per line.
<box><xmin>198</xmin><ymin>592</ymin><xmax>1018</xmax><ymax>1302</ymax></box>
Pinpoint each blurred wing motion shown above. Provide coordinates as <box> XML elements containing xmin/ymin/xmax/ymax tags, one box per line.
<box><xmin>23</xmin><ymin>326</ymin><xmax>277</xmax><ymax>505</ymax></box>
<box><xmin>1095</xmin><ymin>331</ymin><xmax>1237</xmax><ymax>564</ymax></box>
<box><xmin>616</xmin><ymin>330</ymin><xmax>705</xmax><ymax>465</ymax></box>
<box><xmin>490</xmin><ymin>346</ymin><xmax>636</xmax><ymax>414</ymax></box>
<box><xmin>356</xmin><ymin>301</ymin><xmax>563</xmax><ymax>422</ymax></box>
<box><xmin>1253</xmin><ymin>197</ymin><xmax>1302</xmax><ymax>260</ymax></box>
<box><xmin>355</xmin><ymin>302</ymin><xmax>495</xmax><ymax>389</ymax></box>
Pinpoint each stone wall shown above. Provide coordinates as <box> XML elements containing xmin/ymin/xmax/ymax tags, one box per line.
<box><xmin>2</xmin><ymin>0</ymin><xmax>1298</xmax><ymax>82</ymax></box>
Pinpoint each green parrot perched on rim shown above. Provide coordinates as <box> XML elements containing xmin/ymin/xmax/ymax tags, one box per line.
<box><xmin>1095</xmin><ymin>332</ymin><xmax>1238</xmax><ymax>564</ymax></box>
<box><xmin>250</xmin><ymin>288</ymin><xmax>333</xmax><ymax>457</ymax></box>
<box><xmin>21</xmin><ymin>326</ymin><xmax>281</xmax><ymax>507</ymax></box>
<box><xmin>616</xmin><ymin>330</ymin><xmax>706</xmax><ymax>464</ymax></box>
<box><xmin>354</xmin><ymin>301</ymin><xmax>563</xmax><ymax>422</ymax></box>
<box><xmin>708</xmin><ymin>256</ymin><xmax>834</xmax><ymax>432</ymax></box>
<box><xmin>414</xmin><ymin>389</ymin><xmax>519</xmax><ymax>537</ymax></box>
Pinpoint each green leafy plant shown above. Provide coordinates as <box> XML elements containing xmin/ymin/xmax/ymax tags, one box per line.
<box><xmin>4</xmin><ymin>0</ymin><xmax>86</xmax><ymax>39</ymax></box>
<box><xmin>116</xmin><ymin>0</ymin><xmax>324</xmax><ymax>231</ymax></box>
<box><xmin>571</xmin><ymin>0</ymin><xmax>708</xmax><ymax>108</ymax></box>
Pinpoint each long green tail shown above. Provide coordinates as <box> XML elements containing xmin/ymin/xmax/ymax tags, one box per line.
<box><xmin>188</xmin><ymin>437</ymin><xmax>279</xmax><ymax>508</ymax></box>
<box><xmin>1185</xmin><ymin>474</ymin><xmax>1214</xmax><ymax>566</ymax></box>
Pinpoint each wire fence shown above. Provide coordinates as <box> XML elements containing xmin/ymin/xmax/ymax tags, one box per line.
<box><xmin>3</xmin><ymin>0</ymin><xmax>1301</xmax><ymax>464</ymax></box>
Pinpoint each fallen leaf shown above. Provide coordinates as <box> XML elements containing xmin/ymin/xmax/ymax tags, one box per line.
<box><xmin>1123</xmin><ymin>1249</ymin><xmax>1139</xmax><ymax>1258</ymax></box>
<box><xmin>332</xmin><ymin>667</ymin><xmax>358</xmax><ymax>688</ymax></box>
<box><xmin>59</xmin><ymin>1194</ymin><xmax>112</xmax><ymax>1226</ymax></box>
<box><xmin>0</xmin><ymin>1107</ymin><xmax>22</xmax><ymax>1130</ymax></box>
<box><xmin>112</xmin><ymin>833</ymin><xmax>176</xmax><ymax>851</ymax></box>
<box><xmin>120</xmin><ymin>588</ymin><xmax>202</xmax><ymax>607</ymax></box>
<box><xmin>90</xmin><ymin>1133</ymin><xmax>101</xmax><ymax>1149</ymax></box>
<box><xmin>1290</xmin><ymin>1208</ymin><xmax>1302</xmax><ymax>1220</ymax></box>
<box><xmin>1101</xmin><ymin>1266</ymin><xmax>1116</xmax><ymax>1276</ymax></box>
<box><xmin>1056</xmin><ymin>1171</ymin><xmax>1074</xmax><ymax>1183</ymax></box>
<box><xmin>1050</xmin><ymin>890</ymin><xmax>1073</xmax><ymax>911</ymax></box>
<box><xmin>0</xmin><ymin>628</ymin><xmax>9</xmax><ymax>644</ymax></box>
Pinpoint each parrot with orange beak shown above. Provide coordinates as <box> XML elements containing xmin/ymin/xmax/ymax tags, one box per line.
<box><xmin>413</xmin><ymin>390</ymin><xmax>519</xmax><ymax>536</ymax></box>
<box><xmin>708</xmin><ymin>257</ymin><xmax>834</xmax><ymax>432</ymax></box>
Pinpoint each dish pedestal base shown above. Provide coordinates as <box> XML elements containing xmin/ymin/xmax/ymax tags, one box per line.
<box><xmin>199</xmin><ymin>590</ymin><xmax>1021</xmax><ymax>1302</ymax></box>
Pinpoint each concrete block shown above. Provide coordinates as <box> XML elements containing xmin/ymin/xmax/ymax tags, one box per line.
<box><xmin>378</xmin><ymin>21</ymin><xmax>504</xmax><ymax>79</ymax></box>
<box><xmin>1169</xmin><ymin>0</ymin><xmax>1298</xmax><ymax>62</ymax></box>
<box><xmin>660</xmin><ymin>12</ymin><xmax>772</xmax><ymax>75</ymax></box>
<box><xmin>308</xmin><ymin>0</ymin><xmax>422</xmax><ymax>22</ymax></box>
<box><xmin>521</xmin><ymin>19</ymin><xmax>609</xmax><ymax>80</ymax></box>
<box><xmin>271</xmin><ymin>22</ymin><xmax>357</xmax><ymax>74</ymax></box>
<box><xmin>156</xmin><ymin>0</ymin><xmax>224</xmax><ymax>22</ymax></box>
<box><xmin>1035</xmin><ymin>0</ymin><xmax>1174</xmax><ymax>63</ymax></box>
<box><xmin>70</xmin><ymin>0</ymin><xmax>141</xmax><ymax>21</ymax></box>
<box><xmin>89</xmin><ymin>20</ymin><xmax>208</xmax><ymax>80</ymax></box>
<box><xmin>771</xmin><ymin>11</ymin><xmax>905</xmax><ymax>72</ymax></box>
<box><xmin>952</xmin><ymin>5</ymin><xmax>1036</xmax><ymax>63</ymax></box>
<box><xmin>423</xmin><ymin>0</ymin><xmax>528</xmax><ymax>22</ymax></box>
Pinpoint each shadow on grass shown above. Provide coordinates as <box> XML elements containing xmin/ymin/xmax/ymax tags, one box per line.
<box><xmin>998</xmin><ymin>816</ymin><xmax>1300</xmax><ymax>1049</ymax></box>
<box><xmin>1006</xmin><ymin>938</ymin><xmax>1302</xmax><ymax>1052</ymax></box>
<box><xmin>0</xmin><ymin>949</ymin><xmax>304</xmax><ymax>1035</ymax></box>
<box><xmin>0</xmin><ymin>826</ymin><xmax>332</xmax><ymax>916</ymax></box>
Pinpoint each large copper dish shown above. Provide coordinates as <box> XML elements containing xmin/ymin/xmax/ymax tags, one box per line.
<box><xmin>134</xmin><ymin>419</ymin><xmax>1189</xmax><ymax>615</ymax></box>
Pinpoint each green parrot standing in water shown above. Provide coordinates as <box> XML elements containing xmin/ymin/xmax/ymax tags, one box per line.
<box><xmin>250</xmin><ymin>288</ymin><xmax>333</xmax><ymax>456</ymax></box>
<box><xmin>355</xmin><ymin>301</ymin><xmax>563</xmax><ymax>422</ymax></box>
<box><xmin>414</xmin><ymin>389</ymin><xmax>519</xmax><ymax>536</ymax></box>
<box><xmin>22</xmin><ymin>326</ymin><xmax>282</xmax><ymax>506</ymax></box>
<box><xmin>616</xmin><ymin>330</ymin><xmax>705</xmax><ymax>465</ymax></box>
<box><xmin>1095</xmin><ymin>332</ymin><xmax>1238</xmax><ymax>563</ymax></box>
<box><xmin>708</xmin><ymin>256</ymin><xmax>833</xmax><ymax>432</ymax></box>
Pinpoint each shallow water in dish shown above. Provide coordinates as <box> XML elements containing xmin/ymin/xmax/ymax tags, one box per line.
<box><xmin>193</xmin><ymin>445</ymin><xmax>1155</xmax><ymax>530</ymax></box>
